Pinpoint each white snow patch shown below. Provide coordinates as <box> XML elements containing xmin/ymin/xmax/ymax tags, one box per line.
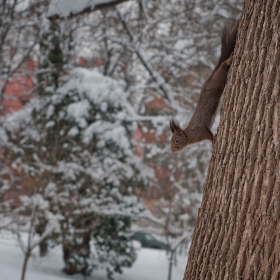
<box><xmin>0</xmin><ymin>231</ymin><xmax>187</xmax><ymax>280</ymax></box>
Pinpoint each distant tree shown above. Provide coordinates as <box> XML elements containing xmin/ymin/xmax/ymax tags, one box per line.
<box><xmin>183</xmin><ymin>1</ymin><xmax>280</xmax><ymax>279</ymax></box>
<box><xmin>0</xmin><ymin>0</ymin><xmax>50</xmax><ymax>112</ymax></box>
<box><xmin>1</xmin><ymin>67</ymin><xmax>152</xmax><ymax>278</ymax></box>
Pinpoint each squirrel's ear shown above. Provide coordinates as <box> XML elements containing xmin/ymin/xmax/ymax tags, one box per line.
<box><xmin>170</xmin><ymin>118</ymin><xmax>180</xmax><ymax>134</ymax></box>
<box><xmin>170</xmin><ymin>120</ymin><xmax>175</xmax><ymax>133</ymax></box>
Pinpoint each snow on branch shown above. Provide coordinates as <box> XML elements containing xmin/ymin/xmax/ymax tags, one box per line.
<box><xmin>47</xmin><ymin>0</ymin><xmax>129</xmax><ymax>20</ymax></box>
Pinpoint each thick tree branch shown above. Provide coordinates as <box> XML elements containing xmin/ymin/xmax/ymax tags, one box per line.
<box><xmin>48</xmin><ymin>0</ymin><xmax>129</xmax><ymax>20</ymax></box>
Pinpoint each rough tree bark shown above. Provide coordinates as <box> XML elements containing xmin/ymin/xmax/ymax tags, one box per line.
<box><xmin>184</xmin><ymin>1</ymin><xmax>280</xmax><ymax>279</ymax></box>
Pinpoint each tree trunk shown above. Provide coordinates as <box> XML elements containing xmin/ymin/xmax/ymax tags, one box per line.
<box><xmin>184</xmin><ymin>1</ymin><xmax>280</xmax><ymax>279</ymax></box>
<box><xmin>63</xmin><ymin>232</ymin><xmax>91</xmax><ymax>275</ymax></box>
<box><xmin>21</xmin><ymin>249</ymin><xmax>31</xmax><ymax>280</ymax></box>
<box><xmin>39</xmin><ymin>240</ymin><xmax>48</xmax><ymax>257</ymax></box>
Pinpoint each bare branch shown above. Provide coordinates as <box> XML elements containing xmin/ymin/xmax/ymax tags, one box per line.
<box><xmin>116</xmin><ymin>8</ymin><xmax>171</xmax><ymax>101</ymax></box>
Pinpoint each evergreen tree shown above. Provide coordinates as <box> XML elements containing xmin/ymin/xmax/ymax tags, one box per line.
<box><xmin>1</xmin><ymin>67</ymin><xmax>152</xmax><ymax>278</ymax></box>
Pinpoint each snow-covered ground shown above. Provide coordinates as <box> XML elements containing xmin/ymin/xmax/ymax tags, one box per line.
<box><xmin>0</xmin><ymin>231</ymin><xmax>186</xmax><ymax>280</ymax></box>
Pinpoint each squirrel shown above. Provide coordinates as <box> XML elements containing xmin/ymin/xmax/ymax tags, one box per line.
<box><xmin>170</xmin><ymin>20</ymin><xmax>239</xmax><ymax>153</ymax></box>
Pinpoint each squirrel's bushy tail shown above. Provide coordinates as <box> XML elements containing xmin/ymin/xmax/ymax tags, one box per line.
<box><xmin>216</xmin><ymin>19</ymin><xmax>239</xmax><ymax>69</ymax></box>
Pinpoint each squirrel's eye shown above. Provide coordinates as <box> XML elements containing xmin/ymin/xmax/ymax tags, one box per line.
<box><xmin>175</xmin><ymin>139</ymin><xmax>179</xmax><ymax>144</ymax></box>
